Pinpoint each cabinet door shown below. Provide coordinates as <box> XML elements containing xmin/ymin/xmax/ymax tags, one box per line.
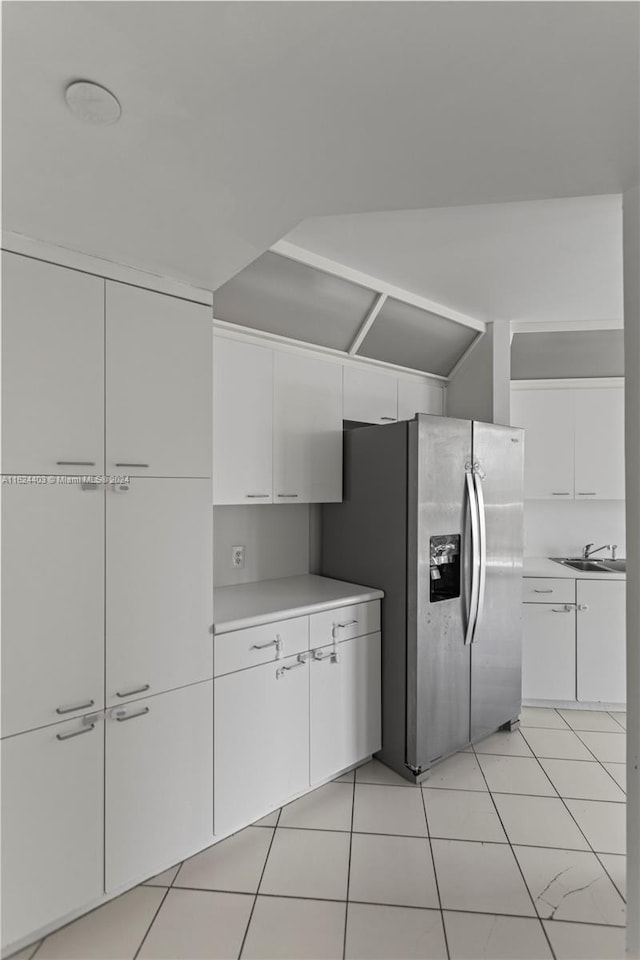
<box><xmin>1</xmin><ymin>482</ymin><xmax>104</xmax><ymax>737</ymax></box>
<box><xmin>397</xmin><ymin>378</ymin><xmax>444</xmax><ymax>420</ymax></box>
<box><xmin>577</xmin><ymin>580</ymin><xmax>626</xmax><ymax>703</ymax></box>
<box><xmin>511</xmin><ymin>389</ymin><xmax>574</xmax><ymax>499</ymax></box>
<box><xmin>522</xmin><ymin>604</ymin><xmax>576</xmax><ymax>700</ymax></box>
<box><xmin>1</xmin><ymin>252</ymin><xmax>104</xmax><ymax>475</ymax></box>
<box><xmin>105</xmin><ymin>682</ymin><xmax>213</xmax><ymax>891</ymax></box>
<box><xmin>1</xmin><ymin>717</ymin><xmax>103</xmax><ymax>950</ymax></box>
<box><xmin>213</xmin><ymin>337</ymin><xmax>273</xmax><ymax>504</ymax></box>
<box><xmin>273</xmin><ymin>351</ymin><xmax>343</xmax><ymax>503</ymax></box>
<box><xmin>106</xmin><ymin>282</ymin><xmax>212</xmax><ymax>478</ymax></box>
<box><xmin>106</xmin><ymin>478</ymin><xmax>213</xmax><ymax>706</ymax></box>
<box><xmin>343</xmin><ymin>366</ymin><xmax>398</xmax><ymax>424</ymax></box>
<box><xmin>310</xmin><ymin>632</ymin><xmax>381</xmax><ymax>785</ymax></box>
<box><xmin>574</xmin><ymin>388</ymin><xmax>625</xmax><ymax>500</ymax></box>
<box><xmin>214</xmin><ymin>655</ymin><xmax>309</xmax><ymax>837</ymax></box>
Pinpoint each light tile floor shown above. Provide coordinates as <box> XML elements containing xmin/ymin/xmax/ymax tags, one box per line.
<box><xmin>15</xmin><ymin>707</ymin><xmax>626</xmax><ymax>960</ymax></box>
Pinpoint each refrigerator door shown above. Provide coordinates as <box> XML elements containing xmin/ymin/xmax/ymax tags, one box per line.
<box><xmin>470</xmin><ymin>421</ymin><xmax>524</xmax><ymax>742</ymax></box>
<box><xmin>407</xmin><ymin>415</ymin><xmax>472</xmax><ymax>773</ymax></box>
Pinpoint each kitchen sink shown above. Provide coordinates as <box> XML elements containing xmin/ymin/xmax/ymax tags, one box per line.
<box><xmin>551</xmin><ymin>557</ymin><xmax>626</xmax><ymax>573</ymax></box>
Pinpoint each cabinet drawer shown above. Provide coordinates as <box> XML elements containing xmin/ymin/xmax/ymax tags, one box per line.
<box><xmin>214</xmin><ymin>616</ymin><xmax>309</xmax><ymax>677</ymax></box>
<box><xmin>309</xmin><ymin>601</ymin><xmax>380</xmax><ymax>649</ymax></box>
<box><xmin>523</xmin><ymin>578</ymin><xmax>575</xmax><ymax>604</ymax></box>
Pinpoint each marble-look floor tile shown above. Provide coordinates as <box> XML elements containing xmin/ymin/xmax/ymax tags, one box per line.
<box><xmin>543</xmin><ymin>919</ymin><xmax>625</xmax><ymax>959</ymax></box>
<box><xmin>431</xmin><ymin>839</ymin><xmax>534</xmax><ymax>916</ymax></box>
<box><xmin>520</xmin><ymin>728</ymin><xmax>593</xmax><ymax>761</ymax></box>
<box><xmin>476</xmin><ymin>754</ymin><xmax>556</xmax><ymax>796</ymax></box>
<box><xmin>424</xmin><ymin>788</ymin><xmax>506</xmax><ymax>842</ymax></box>
<box><xmin>279</xmin><ymin>782</ymin><xmax>353</xmax><ymax>831</ymax></box>
<box><xmin>514</xmin><ymin>845</ymin><xmax>626</xmax><ymax>926</ymax></box>
<box><xmin>348</xmin><ymin>832</ymin><xmax>438</xmax><ymax>908</ymax></box>
<box><xmin>474</xmin><ymin>729</ymin><xmax>533</xmax><ymax>757</ymax></box>
<box><xmin>345</xmin><ymin>903</ymin><xmax>447</xmax><ymax>960</ymax></box>
<box><xmin>558</xmin><ymin>710</ymin><xmax>626</xmax><ymax>733</ymax></box>
<box><xmin>138</xmin><ymin>889</ymin><xmax>252</xmax><ymax>959</ymax></box>
<box><xmin>174</xmin><ymin>826</ymin><xmax>273</xmax><ymax>893</ymax></box>
<box><xmin>444</xmin><ymin>911</ymin><xmax>552</xmax><ymax>960</ymax></box>
<box><xmin>520</xmin><ymin>707</ymin><xmax>568</xmax><ymax>729</ymax></box>
<box><xmin>422</xmin><ymin>752</ymin><xmax>488</xmax><ymax>792</ymax></box>
<box><xmin>242</xmin><ymin>896</ymin><xmax>346</xmax><ymax>960</ymax></box>
<box><xmin>598</xmin><ymin>853</ymin><xmax>626</xmax><ymax>900</ymax></box>
<box><xmin>142</xmin><ymin>864</ymin><xmax>181</xmax><ymax>887</ymax></box>
<box><xmin>603</xmin><ymin>763</ymin><xmax>626</xmax><ymax>792</ymax></box>
<box><xmin>576</xmin><ymin>731</ymin><xmax>626</xmax><ymax>764</ymax></box>
<box><xmin>353</xmin><ymin>783</ymin><xmax>427</xmax><ymax>836</ymax></box>
<box><xmin>608</xmin><ymin>712</ymin><xmax>626</xmax><ymax>730</ymax></box>
<box><xmin>259</xmin><ymin>827</ymin><xmax>350</xmax><ymax>900</ymax></box>
<box><xmin>539</xmin><ymin>758</ymin><xmax>626</xmax><ymax>802</ymax></box>
<box><xmin>493</xmin><ymin>793</ymin><xmax>589</xmax><ymax>850</ymax></box>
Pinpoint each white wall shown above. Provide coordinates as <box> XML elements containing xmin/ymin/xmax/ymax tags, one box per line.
<box><xmin>213</xmin><ymin>505</ymin><xmax>311</xmax><ymax>586</ymax></box>
<box><xmin>446</xmin><ymin>321</ymin><xmax>511</xmax><ymax>424</ymax></box>
<box><xmin>524</xmin><ymin>500</ymin><xmax>626</xmax><ymax>558</ymax></box>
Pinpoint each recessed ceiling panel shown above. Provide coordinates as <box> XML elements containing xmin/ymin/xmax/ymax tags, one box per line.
<box><xmin>511</xmin><ymin>330</ymin><xmax>624</xmax><ymax>380</ymax></box>
<box><xmin>213</xmin><ymin>252</ymin><xmax>377</xmax><ymax>351</ymax></box>
<box><xmin>358</xmin><ymin>297</ymin><xmax>480</xmax><ymax>377</ymax></box>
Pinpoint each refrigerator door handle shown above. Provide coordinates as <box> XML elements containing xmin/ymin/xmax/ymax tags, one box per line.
<box><xmin>472</xmin><ymin>465</ymin><xmax>487</xmax><ymax>643</ymax></box>
<box><xmin>464</xmin><ymin>464</ymin><xmax>480</xmax><ymax>646</ymax></box>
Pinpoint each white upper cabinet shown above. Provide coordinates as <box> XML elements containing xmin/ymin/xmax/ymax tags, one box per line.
<box><xmin>106</xmin><ymin>283</ymin><xmax>212</xmax><ymax>478</ymax></box>
<box><xmin>343</xmin><ymin>366</ymin><xmax>398</xmax><ymax>424</ymax></box>
<box><xmin>397</xmin><ymin>377</ymin><xmax>445</xmax><ymax>420</ymax></box>
<box><xmin>1</xmin><ymin>482</ymin><xmax>104</xmax><ymax>738</ymax></box>
<box><xmin>273</xmin><ymin>351</ymin><xmax>343</xmax><ymax>503</ymax></box>
<box><xmin>1</xmin><ymin>252</ymin><xmax>104</xmax><ymax>474</ymax></box>
<box><xmin>510</xmin><ymin>389</ymin><xmax>575</xmax><ymax>499</ymax></box>
<box><xmin>213</xmin><ymin>337</ymin><xmax>273</xmax><ymax>503</ymax></box>
<box><xmin>574</xmin><ymin>388</ymin><xmax>625</xmax><ymax>500</ymax></box>
<box><xmin>106</xmin><ymin>478</ymin><xmax>213</xmax><ymax>706</ymax></box>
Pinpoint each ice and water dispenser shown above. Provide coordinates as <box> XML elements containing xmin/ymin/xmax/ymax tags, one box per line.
<box><xmin>429</xmin><ymin>534</ymin><xmax>461</xmax><ymax>602</ymax></box>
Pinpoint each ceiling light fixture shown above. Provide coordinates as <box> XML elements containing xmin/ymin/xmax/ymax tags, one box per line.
<box><xmin>64</xmin><ymin>80</ymin><xmax>121</xmax><ymax>125</ymax></box>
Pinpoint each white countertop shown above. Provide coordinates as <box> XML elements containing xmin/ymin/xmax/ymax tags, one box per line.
<box><xmin>524</xmin><ymin>557</ymin><xmax>625</xmax><ymax>581</ymax></box>
<box><xmin>213</xmin><ymin>574</ymin><xmax>384</xmax><ymax>634</ymax></box>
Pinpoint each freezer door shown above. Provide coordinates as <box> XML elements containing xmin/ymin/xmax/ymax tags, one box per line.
<box><xmin>470</xmin><ymin>421</ymin><xmax>524</xmax><ymax>742</ymax></box>
<box><xmin>407</xmin><ymin>415</ymin><xmax>472</xmax><ymax>773</ymax></box>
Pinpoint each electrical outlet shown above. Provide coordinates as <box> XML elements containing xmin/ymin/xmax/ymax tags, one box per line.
<box><xmin>232</xmin><ymin>545</ymin><xmax>245</xmax><ymax>569</ymax></box>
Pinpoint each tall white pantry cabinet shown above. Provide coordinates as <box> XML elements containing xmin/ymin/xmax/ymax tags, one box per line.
<box><xmin>0</xmin><ymin>252</ymin><xmax>214</xmax><ymax>952</ymax></box>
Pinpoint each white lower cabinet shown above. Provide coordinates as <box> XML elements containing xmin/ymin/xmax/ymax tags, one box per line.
<box><xmin>105</xmin><ymin>681</ymin><xmax>213</xmax><ymax>892</ymax></box>
<box><xmin>310</xmin><ymin>632</ymin><xmax>381</xmax><ymax>785</ymax></box>
<box><xmin>1</xmin><ymin>716</ymin><xmax>104</xmax><ymax>948</ymax></box>
<box><xmin>214</xmin><ymin>653</ymin><xmax>310</xmax><ymax>837</ymax></box>
<box><xmin>522</xmin><ymin>603</ymin><xmax>576</xmax><ymax>700</ymax></box>
<box><xmin>577</xmin><ymin>580</ymin><xmax>626</xmax><ymax>703</ymax></box>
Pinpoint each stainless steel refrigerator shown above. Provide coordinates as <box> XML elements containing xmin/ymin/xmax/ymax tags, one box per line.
<box><xmin>321</xmin><ymin>414</ymin><xmax>524</xmax><ymax>783</ymax></box>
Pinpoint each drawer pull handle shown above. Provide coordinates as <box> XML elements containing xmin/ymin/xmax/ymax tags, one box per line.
<box><xmin>552</xmin><ymin>605</ymin><xmax>573</xmax><ymax>613</ymax></box>
<box><xmin>277</xmin><ymin>493</ymin><xmax>299</xmax><ymax>498</ymax></box>
<box><xmin>115</xmin><ymin>463</ymin><xmax>149</xmax><ymax>468</ymax></box>
<box><xmin>577</xmin><ymin>492</ymin><xmax>597</xmax><ymax>496</ymax></box>
<box><xmin>551</xmin><ymin>492</ymin><xmax>571</xmax><ymax>496</ymax></box>
<box><xmin>380</xmin><ymin>417</ymin><xmax>396</xmax><ymax>422</ymax></box>
<box><xmin>332</xmin><ymin>619</ymin><xmax>358</xmax><ymax>639</ymax></box>
<box><xmin>276</xmin><ymin>654</ymin><xmax>307</xmax><ymax>679</ymax></box>
<box><xmin>533</xmin><ymin>589</ymin><xmax>553</xmax><ymax>594</ymax></box>
<box><xmin>56</xmin><ymin>460</ymin><xmax>96</xmax><ymax>467</ymax></box>
<box><xmin>56</xmin><ymin>699</ymin><xmax>95</xmax><ymax>715</ymax></box>
<box><xmin>57</xmin><ymin>722</ymin><xmax>95</xmax><ymax>741</ymax></box>
<box><xmin>313</xmin><ymin>648</ymin><xmax>339</xmax><ymax>664</ymax></box>
<box><xmin>251</xmin><ymin>635</ymin><xmax>283</xmax><ymax>654</ymax></box>
<box><xmin>246</xmin><ymin>494</ymin><xmax>270</xmax><ymax>499</ymax></box>
<box><xmin>115</xmin><ymin>684</ymin><xmax>150</xmax><ymax>698</ymax></box>
<box><xmin>115</xmin><ymin>706</ymin><xmax>150</xmax><ymax>722</ymax></box>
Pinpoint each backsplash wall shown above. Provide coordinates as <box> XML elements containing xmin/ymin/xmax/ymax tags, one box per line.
<box><xmin>213</xmin><ymin>504</ymin><xmax>312</xmax><ymax>586</ymax></box>
<box><xmin>524</xmin><ymin>500</ymin><xmax>626</xmax><ymax>558</ymax></box>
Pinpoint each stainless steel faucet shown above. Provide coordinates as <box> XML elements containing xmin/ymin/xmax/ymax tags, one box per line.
<box><xmin>582</xmin><ymin>543</ymin><xmax>618</xmax><ymax>560</ymax></box>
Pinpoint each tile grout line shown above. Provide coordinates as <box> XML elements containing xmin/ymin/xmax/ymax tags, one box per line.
<box><xmin>132</xmin><ymin>887</ymin><xmax>172</xmax><ymax>960</ymax></box>
<box><xmin>341</xmin><ymin>773</ymin><xmax>357</xmax><ymax>960</ymax></box>
<box><xmin>594</xmin><ymin>850</ymin><xmax>627</xmax><ymax>904</ymax></box>
<box><xmin>473</xmin><ymin>735</ymin><xmax>559</xmax><ymax>960</ymax></box>
<box><xmin>420</xmin><ymin>778</ymin><xmax>451</xmax><ymax>960</ymax></box>
<box><xmin>236</xmin><ymin>812</ymin><xmax>281</xmax><ymax>960</ymax></box>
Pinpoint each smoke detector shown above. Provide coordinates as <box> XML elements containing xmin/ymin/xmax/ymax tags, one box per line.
<box><xmin>64</xmin><ymin>81</ymin><xmax>121</xmax><ymax>125</ymax></box>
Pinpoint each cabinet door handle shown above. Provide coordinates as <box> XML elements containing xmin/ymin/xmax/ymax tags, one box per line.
<box><xmin>277</xmin><ymin>493</ymin><xmax>299</xmax><ymax>498</ymax></box>
<box><xmin>56</xmin><ymin>699</ymin><xmax>95</xmax><ymax>715</ymax></box>
<box><xmin>551</xmin><ymin>605</ymin><xmax>573</xmax><ymax>613</ymax></box>
<box><xmin>56</xmin><ymin>722</ymin><xmax>96</xmax><ymax>741</ymax></box>
<box><xmin>551</xmin><ymin>492</ymin><xmax>571</xmax><ymax>496</ymax></box>
<box><xmin>313</xmin><ymin>648</ymin><xmax>339</xmax><ymax>664</ymax></box>
<box><xmin>577</xmin><ymin>604</ymin><xmax>589</xmax><ymax>611</ymax></box>
<box><xmin>246</xmin><ymin>494</ymin><xmax>270</xmax><ymax>499</ymax></box>
<box><xmin>533</xmin><ymin>589</ymin><xmax>553</xmax><ymax>594</ymax></box>
<box><xmin>115</xmin><ymin>706</ymin><xmax>150</xmax><ymax>722</ymax></box>
<box><xmin>251</xmin><ymin>635</ymin><xmax>283</xmax><ymax>653</ymax></box>
<box><xmin>115</xmin><ymin>463</ymin><xmax>149</xmax><ymax>468</ymax></box>
<box><xmin>115</xmin><ymin>684</ymin><xmax>150</xmax><ymax>698</ymax></box>
<box><xmin>56</xmin><ymin>460</ymin><xmax>96</xmax><ymax>467</ymax></box>
<box><xmin>276</xmin><ymin>654</ymin><xmax>307</xmax><ymax>679</ymax></box>
<box><xmin>332</xmin><ymin>619</ymin><xmax>358</xmax><ymax>639</ymax></box>
<box><xmin>380</xmin><ymin>417</ymin><xmax>396</xmax><ymax>422</ymax></box>
<box><xmin>576</xmin><ymin>492</ymin><xmax>597</xmax><ymax>496</ymax></box>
